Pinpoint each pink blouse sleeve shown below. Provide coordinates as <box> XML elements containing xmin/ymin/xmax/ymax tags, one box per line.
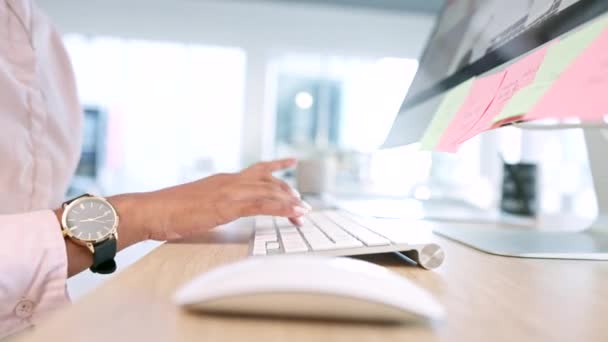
<box><xmin>0</xmin><ymin>210</ymin><xmax>69</xmax><ymax>338</ymax></box>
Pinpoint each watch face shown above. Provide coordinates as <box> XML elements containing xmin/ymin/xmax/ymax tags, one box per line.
<box><xmin>64</xmin><ymin>197</ymin><xmax>117</xmax><ymax>242</ymax></box>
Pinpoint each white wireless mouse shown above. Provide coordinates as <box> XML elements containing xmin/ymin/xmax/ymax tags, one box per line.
<box><xmin>174</xmin><ymin>256</ymin><xmax>445</xmax><ymax>323</ymax></box>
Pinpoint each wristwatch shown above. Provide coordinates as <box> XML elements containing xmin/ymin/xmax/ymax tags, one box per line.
<box><xmin>60</xmin><ymin>194</ymin><xmax>119</xmax><ymax>274</ymax></box>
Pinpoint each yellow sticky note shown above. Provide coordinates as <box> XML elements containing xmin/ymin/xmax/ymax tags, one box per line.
<box><xmin>420</xmin><ymin>79</ymin><xmax>473</xmax><ymax>150</ymax></box>
<box><xmin>494</xmin><ymin>13</ymin><xmax>608</xmax><ymax>123</ymax></box>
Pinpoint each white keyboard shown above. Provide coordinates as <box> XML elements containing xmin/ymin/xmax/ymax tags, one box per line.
<box><xmin>250</xmin><ymin>210</ymin><xmax>445</xmax><ymax>269</ymax></box>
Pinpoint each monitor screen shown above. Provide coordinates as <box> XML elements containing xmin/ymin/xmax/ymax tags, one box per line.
<box><xmin>383</xmin><ymin>0</ymin><xmax>608</xmax><ymax>148</ymax></box>
<box><xmin>401</xmin><ymin>0</ymin><xmax>608</xmax><ymax>111</ymax></box>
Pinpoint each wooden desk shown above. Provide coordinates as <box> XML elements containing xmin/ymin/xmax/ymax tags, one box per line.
<box><xmin>18</xmin><ymin>220</ymin><xmax>608</xmax><ymax>342</ymax></box>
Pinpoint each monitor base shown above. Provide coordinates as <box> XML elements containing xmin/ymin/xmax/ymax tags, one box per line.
<box><xmin>434</xmin><ymin>126</ymin><xmax>608</xmax><ymax>261</ymax></box>
<box><xmin>433</xmin><ymin>224</ymin><xmax>608</xmax><ymax>260</ymax></box>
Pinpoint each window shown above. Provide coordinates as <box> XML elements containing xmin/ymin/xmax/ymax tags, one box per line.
<box><xmin>63</xmin><ymin>35</ymin><xmax>247</xmax><ymax>194</ymax></box>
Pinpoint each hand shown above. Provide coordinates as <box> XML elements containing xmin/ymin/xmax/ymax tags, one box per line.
<box><xmin>116</xmin><ymin>158</ymin><xmax>309</xmax><ymax>242</ymax></box>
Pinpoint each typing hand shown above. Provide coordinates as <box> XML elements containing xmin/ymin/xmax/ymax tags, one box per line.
<box><xmin>112</xmin><ymin>158</ymin><xmax>310</xmax><ymax>243</ymax></box>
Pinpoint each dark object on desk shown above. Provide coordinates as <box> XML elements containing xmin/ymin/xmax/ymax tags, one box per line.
<box><xmin>500</xmin><ymin>161</ymin><xmax>537</xmax><ymax>217</ymax></box>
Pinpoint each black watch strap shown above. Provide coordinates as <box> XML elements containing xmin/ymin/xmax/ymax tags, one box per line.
<box><xmin>63</xmin><ymin>193</ymin><xmax>91</xmax><ymax>206</ymax></box>
<box><xmin>90</xmin><ymin>237</ymin><xmax>117</xmax><ymax>274</ymax></box>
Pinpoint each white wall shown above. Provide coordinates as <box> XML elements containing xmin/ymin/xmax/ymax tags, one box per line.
<box><xmin>35</xmin><ymin>0</ymin><xmax>435</xmax><ymax>165</ymax></box>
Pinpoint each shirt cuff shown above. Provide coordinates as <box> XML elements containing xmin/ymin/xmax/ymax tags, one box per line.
<box><xmin>0</xmin><ymin>210</ymin><xmax>70</xmax><ymax>338</ymax></box>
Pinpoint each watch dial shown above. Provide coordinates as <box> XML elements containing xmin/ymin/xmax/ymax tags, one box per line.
<box><xmin>65</xmin><ymin>198</ymin><xmax>117</xmax><ymax>241</ymax></box>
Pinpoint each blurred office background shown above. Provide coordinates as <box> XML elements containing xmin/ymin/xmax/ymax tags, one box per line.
<box><xmin>39</xmin><ymin>0</ymin><xmax>438</xmax><ymax>198</ymax></box>
<box><xmin>35</xmin><ymin>0</ymin><xmax>596</xmax><ymax>297</ymax></box>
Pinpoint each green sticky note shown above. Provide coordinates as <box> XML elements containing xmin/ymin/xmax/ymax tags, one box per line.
<box><xmin>494</xmin><ymin>81</ymin><xmax>551</xmax><ymax>123</ymax></box>
<box><xmin>420</xmin><ymin>79</ymin><xmax>473</xmax><ymax>150</ymax></box>
<box><xmin>494</xmin><ymin>13</ymin><xmax>608</xmax><ymax>123</ymax></box>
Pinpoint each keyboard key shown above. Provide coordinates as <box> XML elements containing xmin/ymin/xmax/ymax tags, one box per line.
<box><xmin>346</xmin><ymin>214</ymin><xmax>411</xmax><ymax>244</ymax></box>
<box><xmin>308</xmin><ymin>242</ymin><xmax>336</xmax><ymax>251</ymax></box>
<box><xmin>333</xmin><ymin>240</ymin><xmax>365</xmax><ymax>249</ymax></box>
<box><xmin>266</xmin><ymin>241</ymin><xmax>280</xmax><ymax>250</ymax></box>
<box><xmin>254</xmin><ymin>217</ymin><xmax>278</xmax><ymax>252</ymax></box>
<box><xmin>255</xmin><ymin>216</ymin><xmax>275</xmax><ymax>229</ymax></box>
<box><xmin>307</xmin><ymin>212</ymin><xmax>363</xmax><ymax>247</ymax></box>
<box><xmin>279</xmin><ymin>227</ymin><xmax>298</xmax><ymax>234</ymax></box>
<box><xmin>283</xmin><ymin>244</ymin><xmax>309</xmax><ymax>253</ymax></box>
<box><xmin>252</xmin><ymin>246</ymin><xmax>267</xmax><ymax>255</ymax></box>
<box><xmin>254</xmin><ymin>234</ymin><xmax>277</xmax><ymax>242</ymax></box>
<box><xmin>278</xmin><ymin>225</ymin><xmax>309</xmax><ymax>253</ymax></box>
<box><xmin>298</xmin><ymin>219</ymin><xmax>334</xmax><ymax>250</ymax></box>
<box><xmin>324</xmin><ymin>211</ymin><xmax>390</xmax><ymax>247</ymax></box>
<box><xmin>275</xmin><ymin>217</ymin><xmax>294</xmax><ymax>228</ymax></box>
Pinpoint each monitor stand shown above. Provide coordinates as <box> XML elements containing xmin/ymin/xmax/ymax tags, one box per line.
<box><xmin>434</xmin><ymin>127</ymin><xmax>608</xmax><ymax>260</ymax></box>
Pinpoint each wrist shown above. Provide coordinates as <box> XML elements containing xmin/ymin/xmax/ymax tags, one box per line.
<box><xmin>54</xmin><ymin>194</ymin><xmax>150</xmax><ymax>276</ymax></box>
<box><xmin>53</xmin><ymin>207</ymin><xmax>64</xmax><ymax>226</ymax></box>
<box><xmin>56</xmin><ymin>193</ymin><xmax>151</xmax><ymax>249</ymax></box>
<box><xmin>106</xmin><ymin>193</ymin><xmax>150</xmax><ymax>249</ymax></box>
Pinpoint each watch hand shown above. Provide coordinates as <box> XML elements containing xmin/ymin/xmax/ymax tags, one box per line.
<box><xmin>88</xmin><ymin>218</ymin><xmax>113</xmax><ymax>224</ymax></box>
<box><xmin>80</xmin><ymin>212</ymin><xmax>111</xmax><ymax>223</ymax></box>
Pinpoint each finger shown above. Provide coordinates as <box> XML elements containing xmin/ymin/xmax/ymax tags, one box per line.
<box><xmin>262</xmin><ymin>176</ymin><xmax>301</xmax><ymax>198</ymax></box>
<box><xmin>249</xmin><ymin>158</ymin><xmax>297</xmax><ymax>174</ymax></box>
<box><xmin>289</xmin><ymin>216</ymin><xmax>304</xmax><ymax>227</ymax></box>
<box><xmin>260</xmin><ymin>179</ymin><xmax>311</xmax><ymax>210</ymax></box>
<box><xmin>229</xmin><ymin>182</ymin><xmax>300</xmax><ymax>204</ymax></box>
<box><xmin>237</xmin><ymin>199</ymin><xmax>309</xmax><ymax>218</ymax></box>
<box><xmin>244</xmin><ymin>182</ymin><xmax>312</xmax><ymax>211</ymax></box>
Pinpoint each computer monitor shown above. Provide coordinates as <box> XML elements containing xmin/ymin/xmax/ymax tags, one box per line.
<box><xmin>384</xmin><ymin>0</ymin><xmax>608</xmax><ymax>260</ymax></box>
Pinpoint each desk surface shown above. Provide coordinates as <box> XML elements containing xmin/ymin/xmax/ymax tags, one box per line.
<box><xmin>19</xmin><ymin>220</ymin><xmax>608</xmax><ymax>342</ymax></box>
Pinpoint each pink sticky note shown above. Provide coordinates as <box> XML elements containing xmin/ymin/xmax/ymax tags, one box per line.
<box><xmin>525</xmin><ymin>29</ymin><xmax>608</xmax><ymax>121</ymax></box>
<box><xmin>435</xmin><ymin>71</ymin><xmax>506</xmax><ymax>152</ymax></box>
<box><xmin>456</xmin><ymin>46</ymin><xmax>550</xmax><ymax>143</ymax></box>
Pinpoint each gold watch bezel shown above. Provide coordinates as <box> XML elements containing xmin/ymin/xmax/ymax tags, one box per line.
<box><xmin>61</xmin><ymin>195</ymin><xmax>119</xmax><ymax>246</ymax></box>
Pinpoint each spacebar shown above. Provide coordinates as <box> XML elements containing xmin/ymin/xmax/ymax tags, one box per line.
<box><xmin>284</xmin><ymin>245</ymin><xmax>308</xmax><ymax>253</ymax></box>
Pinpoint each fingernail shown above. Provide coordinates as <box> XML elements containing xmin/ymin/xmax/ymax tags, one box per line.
<box><xmin>293</xmin><ymin>206</ymin><xmax>309</xmax><ymax>215</ymax></box>
<box><xmin>292</xmin><ymin>217</ymin><xmax>304</xmax><ymax>227</ymax></box>
<box><xmin>300</xmin><ymin>200</ymin><xmax>313</xmax><ymax>210</ymax></box>
<box><xmin>289</xmin><ymin>187</ymin><xmax>301</xmax><ymax>198</ymax></box>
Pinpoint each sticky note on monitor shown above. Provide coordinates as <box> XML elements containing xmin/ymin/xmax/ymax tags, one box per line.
<box><xmin>493</xmin><ymin>13</ymin><xmax>608</xmax><ymax>124</ymax></box>
<box><xmin>419</xmin><ymin>79</ymin><xmax>473</xmax><ymax>151</ymax></box>
<box><xmin>524</xmin><ymin>27</ymin><xmax>608</xmax><ymax>121</ymax></box>
<box><xmin>455</xmin><ymin>45</ymin><xmax>549</xmax><ymax>144</ymax></box>
<box><xmin>434</xmin><ymin>71</ymin><xmax>505</xmax><ymax>152</ymax></box>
